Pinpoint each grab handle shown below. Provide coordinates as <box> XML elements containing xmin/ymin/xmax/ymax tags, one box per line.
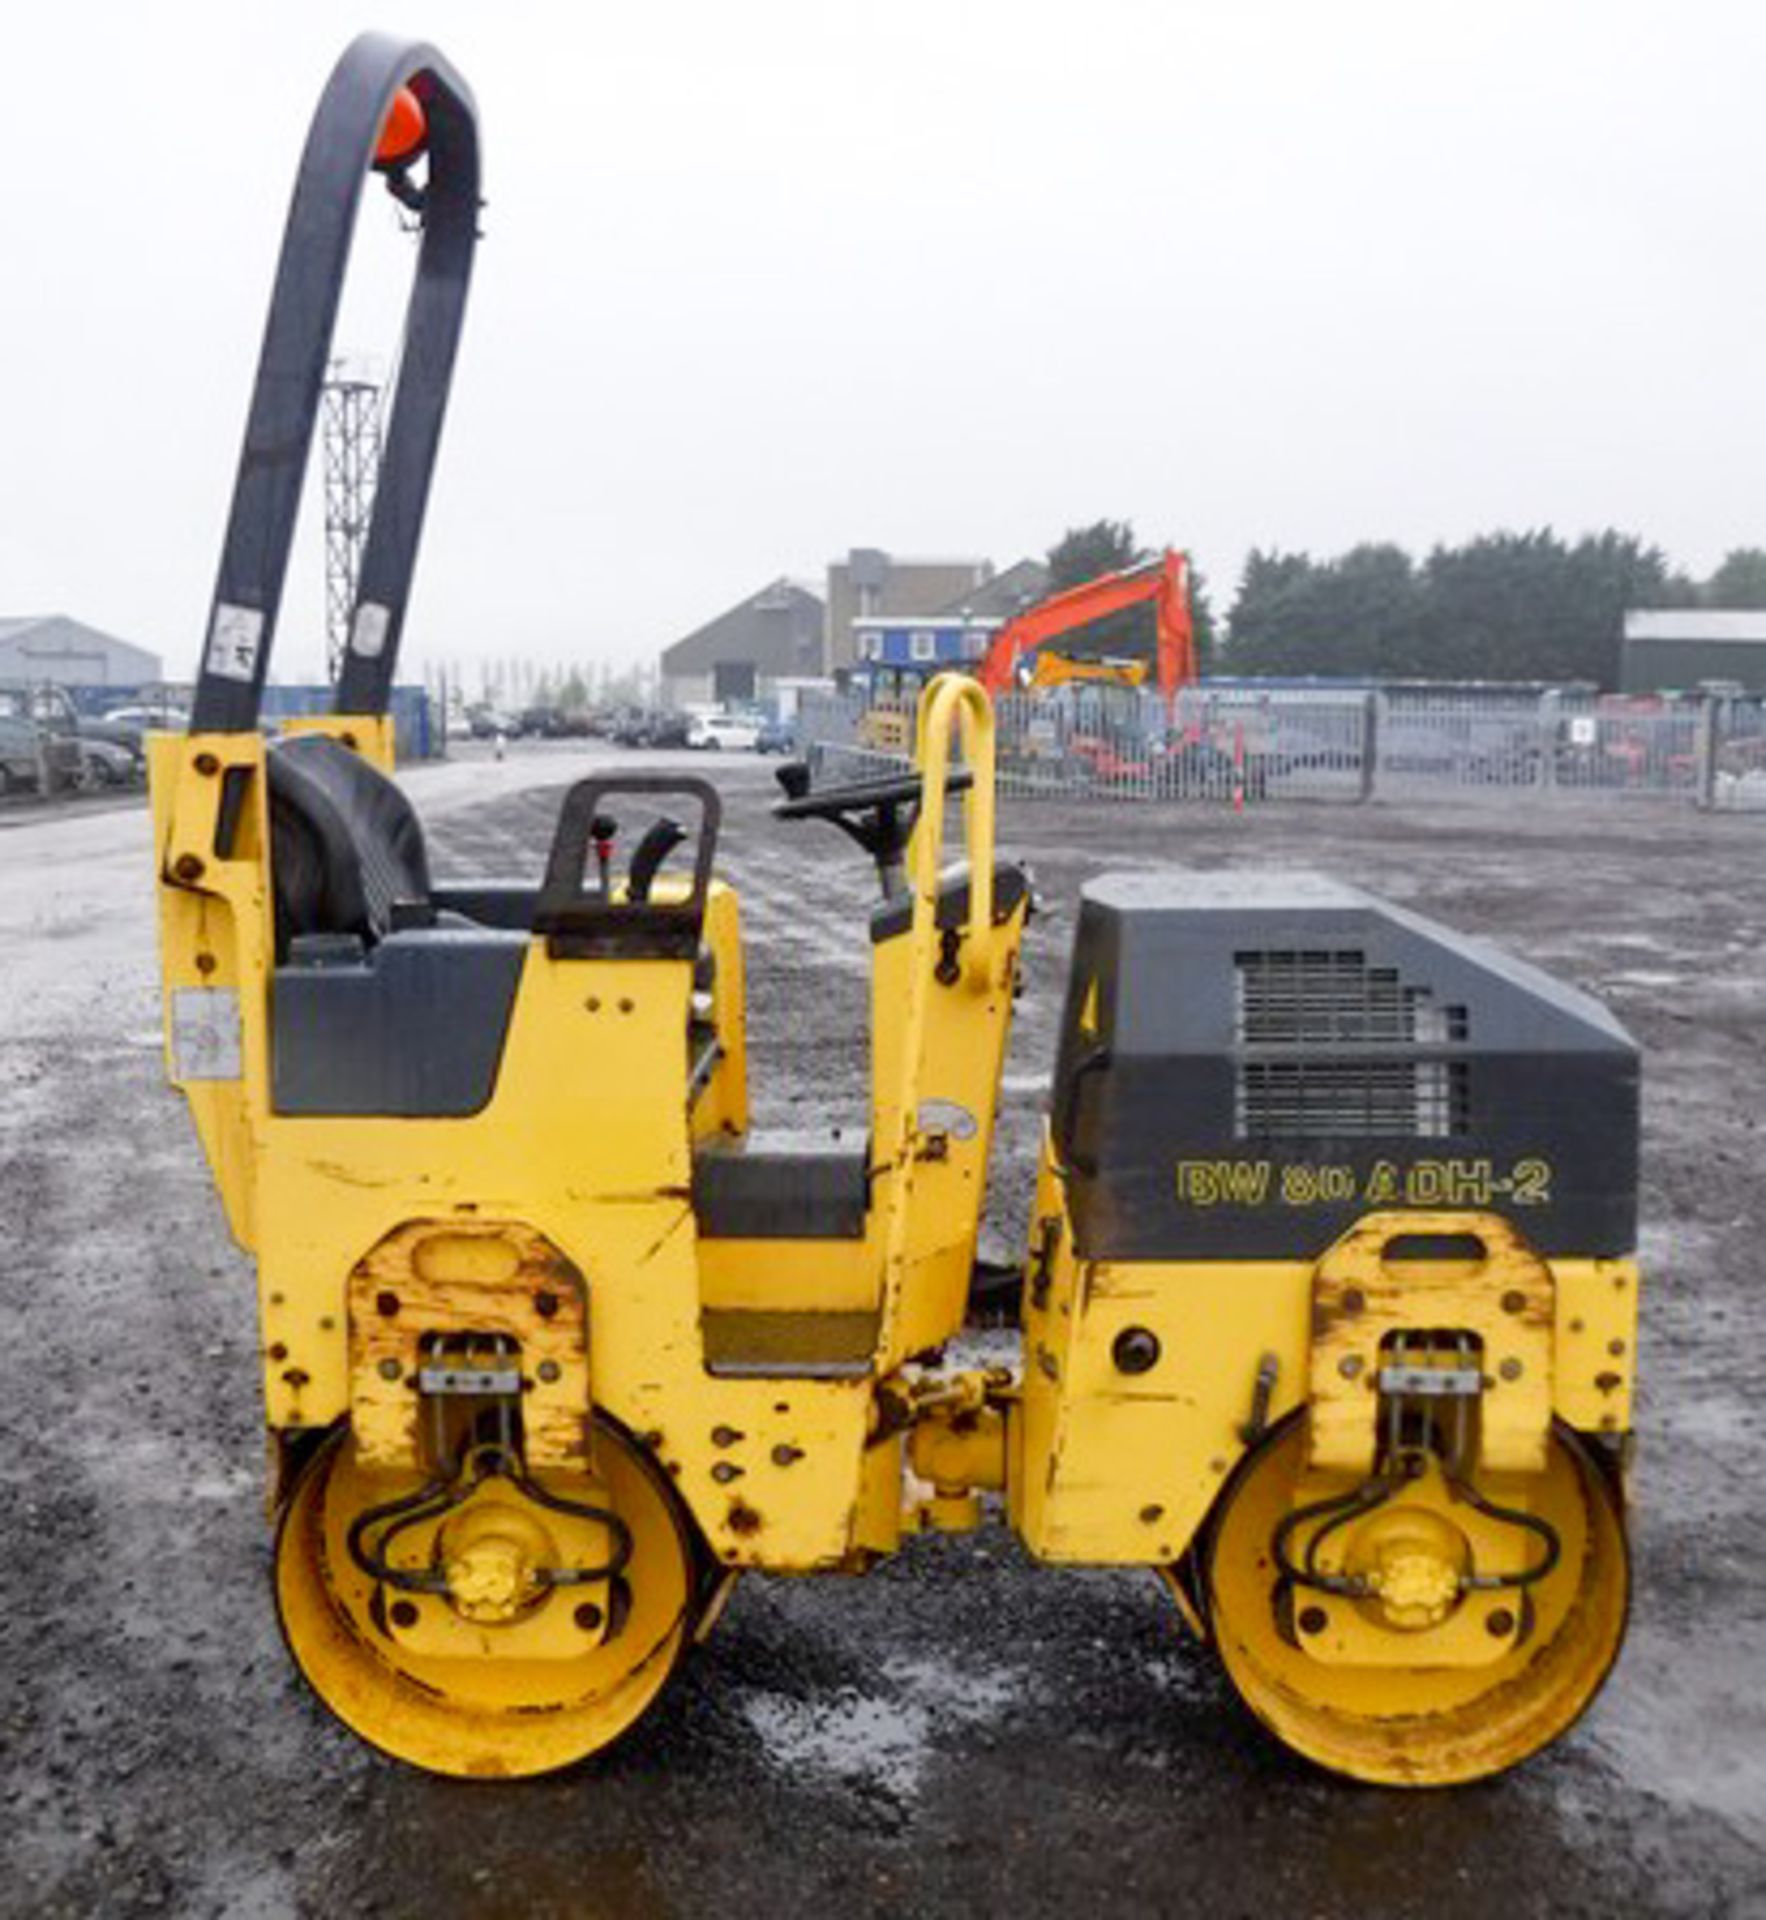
<box><xmin>907</xmin><ymin>675</ymin><xmax>997</xmax><ymax>990</ymax></box>
<box><xmin>1053</xmin><ymin>1046</ymin><xmax>1112</xmax><ymax>1178</ymax></box>
<box><xmin>533</xmin><ymin>776</ymin><xmax>722</xmax><ymax>959</ymax></box>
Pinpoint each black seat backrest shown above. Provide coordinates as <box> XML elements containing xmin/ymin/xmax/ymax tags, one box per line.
<box><xmin>267</xmin><ymin>734</ymin><xmax>431</xmax><ymax>954</ymax></box>
<box><xmin>867</xmin><ymin>859</ymin><xmax>1030</xmax><ymax>945</ymax></box>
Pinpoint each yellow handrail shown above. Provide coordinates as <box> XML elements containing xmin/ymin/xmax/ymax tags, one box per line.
<box><xmin>908</xmin><ymin>674</ymin><xmax>996</xmax><ymax>991</ymax></box>
<box><xmin>875</xmin><ymin>673</ymin><xmax>1004</xmax><ymax>1367</ymax></box>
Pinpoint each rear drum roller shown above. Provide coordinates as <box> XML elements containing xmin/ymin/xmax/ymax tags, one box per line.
<box><xmin>1204</xmin><ymin>1418</ymin><xmax>1628</xmax><ymax>1786</ymax></box>
<box><xmin>275</xmin><ymin>1418</ymin><xmax>698</xmax><ymax>1777</ymax></box>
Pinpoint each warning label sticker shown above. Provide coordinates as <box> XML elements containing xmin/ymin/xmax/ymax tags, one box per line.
<box><xmin>170</xmin><ymin>988</ymin><xmax>243</xmax><ymax>1082</ymax></box>
<box><xmin>205</xmin><ymin>603</ymin><xmax>264</xmax><ymax>683</ymax></box>
<box><xmin>351</xmin><ymin>601</ymin><xmax>391</xmax><ymax>659</ymax></box>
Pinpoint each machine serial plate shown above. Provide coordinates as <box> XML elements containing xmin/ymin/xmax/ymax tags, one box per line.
<box><xmin>1378</xmin><ymin>1365</ymin><xmax>1483</xmax><ymax>1398</ymax></box>
<box><xmin>418</xmin><ymin>1365</ymin><xmax>523</xmax><ymax>1396</ymax></box>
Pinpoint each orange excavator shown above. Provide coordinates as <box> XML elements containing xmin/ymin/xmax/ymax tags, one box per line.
<box><xmin>978</xmin><ymin>548</ymin><xmax>1196</xmax><ymax>704</ymax></box>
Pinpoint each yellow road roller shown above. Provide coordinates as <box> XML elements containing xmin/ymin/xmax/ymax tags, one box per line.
<box><xmin>148</xmin><ymin>33</ymin><xmax>1639</xmax><ymax>1783</ymax></box>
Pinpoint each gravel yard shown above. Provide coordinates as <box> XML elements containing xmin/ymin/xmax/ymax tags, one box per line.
<box><xmin>0</xmin><ymin>742</ymin><xmax>1761</xmax><ymax>1918</ymax></box>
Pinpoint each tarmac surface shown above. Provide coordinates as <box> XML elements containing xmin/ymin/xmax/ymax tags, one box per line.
<box><xmin>0</xmin><ymin>740</ymin><xmax>1762</xmax><ymax>1918</ymax></box>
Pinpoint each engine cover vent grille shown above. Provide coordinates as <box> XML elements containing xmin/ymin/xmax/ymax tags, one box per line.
<box><xmin>1234</xmin><ymin>949</ymin><xmax>1469</xmax><ymax>1138</ymax></box>
<box><xmin>1237</xmin><ymin>1059</ymin><xmax>1469</xmax><ymax>1138</ymax></box>
<box><xmin>1234</xmin><ymin>948</ymin><xmax>1468</xmax><ymax>1047</ymax></box>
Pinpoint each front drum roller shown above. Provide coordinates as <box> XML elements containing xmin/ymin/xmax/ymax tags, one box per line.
<box><xmin>275</xmin><ymin>1418</ymin><xmax>699</xmax><ymax>1777</ymax></box>
<box><xmin>1204</xmin><ymin>1418</ymin><xmax>1628</xmax><ymax>1786</ymax></box>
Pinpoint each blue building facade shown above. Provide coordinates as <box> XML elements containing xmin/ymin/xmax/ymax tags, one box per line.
<box><xmin>850</xmin><ymin>616</ymin><xmax>993</xmax><ymax>685</ymax></box>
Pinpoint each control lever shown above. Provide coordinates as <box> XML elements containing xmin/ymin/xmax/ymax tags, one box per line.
<box><xmin>590</xmin><ymin>814</ymin><xmax>618</xmax><ymax>897</ymax></box>
<box><xmin>628</xmin><ymin>817</ymin><xmax>687</xmax><ymax>903</ymax></box>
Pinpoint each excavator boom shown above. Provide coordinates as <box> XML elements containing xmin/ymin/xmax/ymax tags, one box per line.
<box><xmin>978</xmin><ymin>549</ymin><xmax>1196</xmax><ymax>701</ymax></box>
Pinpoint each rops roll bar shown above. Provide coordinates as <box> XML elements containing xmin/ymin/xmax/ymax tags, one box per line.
<box><xmin>189</xmin><ymin>33</ymin><xmax>479</xmax><ymax>733</ymax></box>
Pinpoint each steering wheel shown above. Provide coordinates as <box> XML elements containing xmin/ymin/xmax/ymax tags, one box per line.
<box><xmin>772</xmin><ymin>766</ymin><xmax>971</xmax><ymax>822</ymax></box>
<box><xmin>772</xmin><ymin>764</ymin><xmax>974</xmax><ymax>897</ymax></box>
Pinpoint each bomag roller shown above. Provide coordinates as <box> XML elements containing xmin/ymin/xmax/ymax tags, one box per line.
<box><xmin>148</xmin><ymin>34</ymin><xmax>1640</xmax><ymax>1784</ymax></box>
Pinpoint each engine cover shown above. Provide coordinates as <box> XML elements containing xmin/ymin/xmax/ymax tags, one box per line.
<box><xmin>1050</xmin><ymin>872</ymin><xmax>1638</xmax><ymax>1260</ymax></box>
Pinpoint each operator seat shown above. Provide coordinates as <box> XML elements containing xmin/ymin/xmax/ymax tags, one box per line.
<box><xmin>264</xmin><ymin>734</ymin><xmax>530</xmax><ymax>1118</ymax></box>
<box><xmin>266</xmin><ymin>732</ymin><xmax>431</xmax><ymax>955</ymax></box>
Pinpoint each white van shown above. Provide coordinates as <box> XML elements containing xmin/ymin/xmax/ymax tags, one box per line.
<box><xmin>688</xmin><ymin>712</ymin><xmax>761</xmax><ymax>752</ymax></box>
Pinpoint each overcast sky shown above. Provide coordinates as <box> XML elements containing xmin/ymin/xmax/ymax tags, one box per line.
<box><xmin>4</xmin><ymin>1</ymin><xmax>1765</xmax><ymax>684</ymax></box>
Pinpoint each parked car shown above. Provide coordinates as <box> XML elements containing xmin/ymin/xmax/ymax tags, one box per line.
<box><xmin>0</xmin><ymin>683</ymin><xmax>82</xmax><ymax>732</ymax></box>
<box><xmin>610</xmin><ymin>708</ymin><xmax>691</xmax><ymax>748</ymax></box>
<box><xmin>644</xmin><ymin>710</ymin><xmax>693</xmax><ymax>749</ymax></box>
<box><xmin>465</xmin><ymin>705</ymin><xmax>518</xmax><ymax>739</ymax></box>
<box><xmin>518</xmin><ymin>705</ymin><xmax>596</xmax><ymax>738</ymax></box>
<box><xmin>755</xmin><ymin>716</ymin><xmax>796</xmax><ymax>755</ymax></box>
<box><xmin>0</xmin><ymin>714</ymin><xmax>84</xmax><ymax>793</ymax></box>
<box><xmin>75</xmin><ymin>736</ymin><xmax>142</xmax><ymax>787</ymax></box>
<box><xmin>99</xmin><ymin>703</ymin><xmax>190</xmax><ymax>732</ymax></box>
<box><xmin>79</xmin><ymin>716</ymin><xmax>150</xmax><ymax>766</ymax></box>
<box><xmin>688</xmin><ymin>712</ymin><xmax>761</xmax><ymax>752</ymax></box>
<box><xmin>511</xmin><ymin>704</ymin><xmax>568</xmax><ymax>738</ymax></box>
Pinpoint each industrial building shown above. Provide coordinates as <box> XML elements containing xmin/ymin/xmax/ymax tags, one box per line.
<box><xmin>851</xmin><ymin>557</ymin><xmax>1050</xmax><ymax>680</ymax></box>
<box><xmin>1621</xmin><ymin>609</ymin><xmax>1766</xmax><ymax>693</ymax></box>
<box><xmin>658</xmin><ymin>578</ymin><xmax>825</xmax><ymax>710</ymax></box>
<box><xmin>0</xmin><ymin>614</ymin><xmax>162</xmax><ymax>688</ymax></box>
<box><xmin>824</xmin><ymin>549</ymin><xmax>996</xmax><ymax>676</ymax></box>
<box><xmin>661</xmin><ymin>552</ymin><xmax>1053</xmax><ymax>704</ymax></box>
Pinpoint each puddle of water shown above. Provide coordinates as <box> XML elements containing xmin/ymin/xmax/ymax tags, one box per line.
<box><xmin>741</xmin><ymin>1690</ymin><xmax>933</xmax><ymax>1799</ymax></box>
<box><xmin>741</xmin><ymin>1653</ymin><xmax>1026</xmax><ymax>1801</ymax></box>
<box><xmin>883</xmin><ymin>1653</ymin><xmax>1023</xmax><ymax>1721</ymax></box>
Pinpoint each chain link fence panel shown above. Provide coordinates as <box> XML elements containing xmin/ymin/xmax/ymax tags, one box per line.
<box><xmin>798</xmin><ymin>686</ymin><xmax>1766</xmax><ymax>811</ymax></box>
<box><xmin>1706</xmin><ymin>696</ymin><xmax>1766</xmax><ymax>811</ymax></box>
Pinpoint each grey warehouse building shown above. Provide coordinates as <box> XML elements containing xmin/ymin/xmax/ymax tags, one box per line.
<box><xmin>0</xmin><ymin>614</ymin><xmax>163</xmax><ymax>688</ymax></box>
<box><xmin>659</xmin><ymin>580</ymin><xmax>826</xmax><ymax>710</ymax></box>
<box><xmin>1621</xmin><ymin>610</ymin><xmax>1766</xmax><ymax>694</ymax></box>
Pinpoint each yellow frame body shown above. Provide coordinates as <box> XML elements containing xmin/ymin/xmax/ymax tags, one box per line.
<box><xmin>151</xmin><ymin>680</ymin><xmax>1024</xmax><ymax>1574</ymax></box>
<box><xmin>152</xmin><ymin>677</ymin><xmax>1637</xmax><ymax>1598</ymax></box>
<box><xmin>1012</xmin><ymin>1128</ymin><xmax>1637</xmax><ymax>1568</ymax></box>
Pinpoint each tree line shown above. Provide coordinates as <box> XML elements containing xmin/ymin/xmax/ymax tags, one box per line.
<box><xmin>1049</xmin><ymin>521</ymin><xmax>1766</xmax><ymax>686</ymax></box>
<box><xmin>422</xmin><ymin>657</ymin><xmax>657</xmax><ymax>716</ymax></box>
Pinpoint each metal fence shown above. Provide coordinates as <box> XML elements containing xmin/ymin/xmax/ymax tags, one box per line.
<box><xmin>1706</xmin><ymin>697</ymin><xmax>1766</xmax><ymax>812</ymax></box>
<box><xmin>995</xmin><ymin>688</ymin><xmax>1374</xmax><ymax>804</ymax></box>
<box><xmin>799</xmin><ymin>686</ymin><xmax>1766</xmax><ymax>811</ymax></box>
<box><xmin>802</xmin><ymin>688</ymin><xmax>1373</xmax><ymax>804</ymax></box>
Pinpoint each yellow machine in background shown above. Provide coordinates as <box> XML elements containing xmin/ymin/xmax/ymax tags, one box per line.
<box><xmin>1022</xmin><ymin>652</ymin><xmax>1148</xmax><ymax>691</ymax></box>
<box><xmin>149</xmin><ymin>34</ymin><xmax>1641</xmax><ymax>1785</ymax></box>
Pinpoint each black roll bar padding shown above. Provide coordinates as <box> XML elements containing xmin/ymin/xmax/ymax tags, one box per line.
<box><xmin>189</xmin><ymin>34</ymin><xmax>479</xmax><ymax>734</ymax></box>
<box><xmin>533</xmin><ymin>777</ymin><xmax>724</xmax><ymax>959</ymax></box>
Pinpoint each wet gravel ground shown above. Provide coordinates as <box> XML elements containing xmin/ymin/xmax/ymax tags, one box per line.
<box><xmin>0</xmin><ymin>742</ymin><xmax>1762</xmax><ymax>1918</ymax></box>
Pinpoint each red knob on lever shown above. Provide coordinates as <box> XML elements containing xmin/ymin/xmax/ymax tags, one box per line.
<box><xmin>589</xmin><ymin>813</ymin><xmax>618</xmax><ymax>897</ymax></box>
<box><xmin>375</xmin><ymin>86</ymin><xmax>428</xmax><ymax>169</ymax></box>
